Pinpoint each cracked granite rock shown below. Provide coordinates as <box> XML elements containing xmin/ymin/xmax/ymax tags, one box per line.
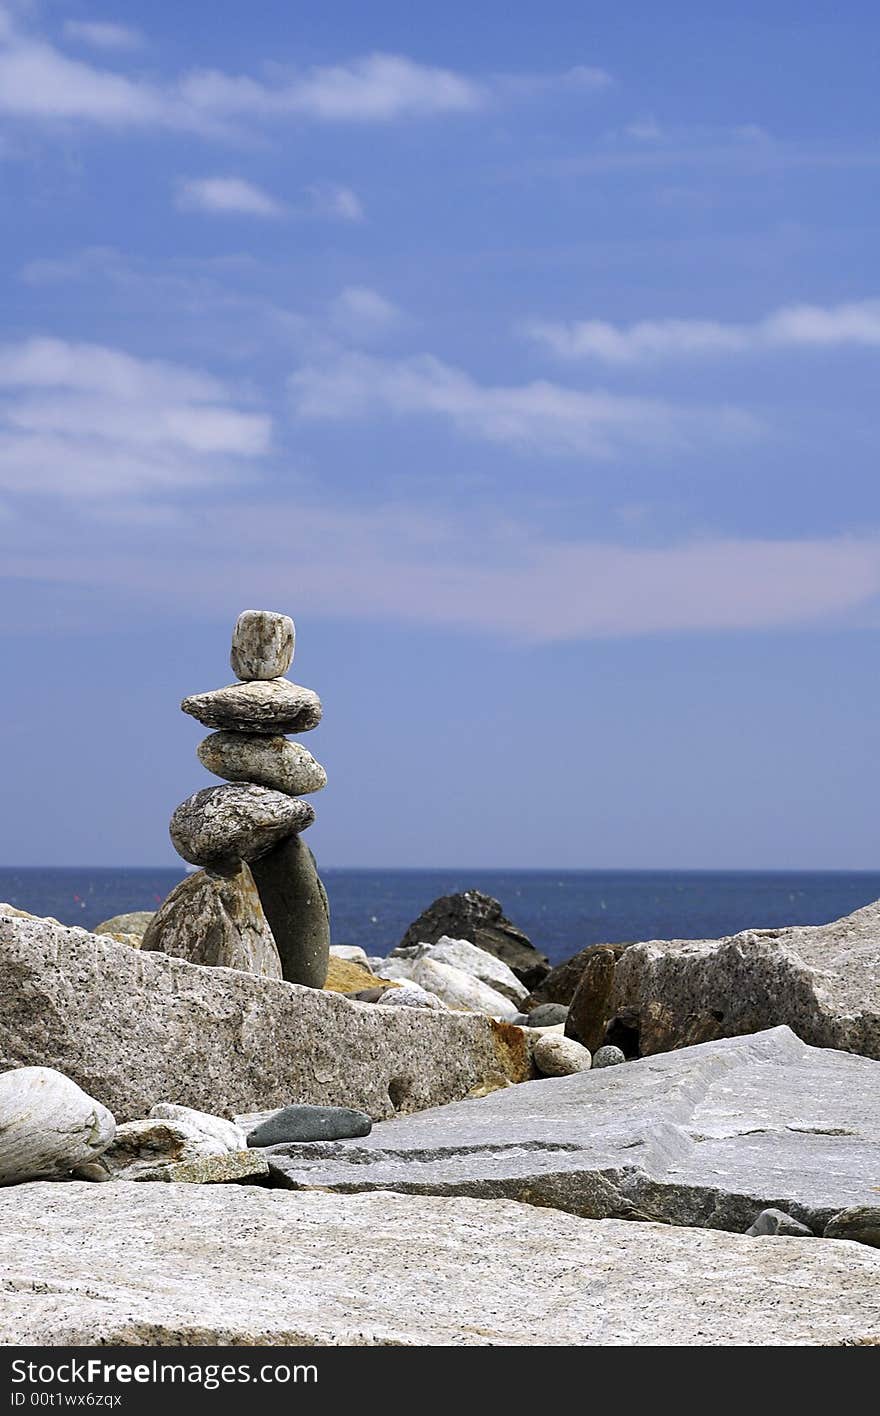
<box><xmin>605</xmin><ymin>898</ymin><xmax>880</xmax><ymax>1059</ymax></box>
<box><xmin>181</xmin><ymin>679</ymin><xmax>322</xmax><ymax>735</ymax></box>
<box><xmin>169</xmin><ymin>783</ymin><xmax>313</xmax><ymax>866</ymax></box>
<box><xmin>264</xmin><ymin>1026</ymin><xmax>880</xmax><ymax>1240</ymax></box>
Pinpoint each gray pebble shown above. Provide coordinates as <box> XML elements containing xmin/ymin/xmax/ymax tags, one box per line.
<box><xmin>592</xmin><ymin>1045</ymin><xmax>626</xmax><ymax>1069</ymax></box>
<box><xmin>526</xmin><ymin>1003</ymin><xmax>569</xmax><ymax>1028</ymax></box>
<box><xmin>247</xmin><ymin>1105</ymin><xmax>372</xmax><ymax>1146</ymax></box>
<box><xmin>746</xmin><ymin>1208</ymin><xmax>814</xmax><ymax>1238</ymax></box>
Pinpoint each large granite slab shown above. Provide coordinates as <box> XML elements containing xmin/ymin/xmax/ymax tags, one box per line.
<box><xmin>604</xmin><ymin>899</ymin><xmax>880</xmax><ymax>1059</ymax></box>
<box><xmin>266</xmin><ymin>1027</ymin><xmax>880</xmax><ymax>1234</ymax></box>
<box><xmin>1</xmin><ymin>1183</ymin><xmax>877</xmax><ymax>1346</ymax></box>
<box><xmin>0</xmin><ymin>914</ymin><xmax>529</xmax><ymax>1123</ymax></box>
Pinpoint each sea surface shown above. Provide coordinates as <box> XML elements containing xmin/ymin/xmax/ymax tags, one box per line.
<box><xmin>1</xmin><ymin>867</ymin><xmax>879</xmax><ymax>967</ymax></box>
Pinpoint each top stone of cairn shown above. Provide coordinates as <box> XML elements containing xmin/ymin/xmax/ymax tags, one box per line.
<box><xmin>231</xmin><ymin>610</ymin><xmax>295</xmax><ymax>682</ymax></box>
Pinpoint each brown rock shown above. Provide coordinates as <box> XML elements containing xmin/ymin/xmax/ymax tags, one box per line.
<box><xmin>565</xmin><ymin>948</ymin><xmax>618</xmax><ymax>1054</ymax></box>
<box><xmin>141</xmin><ymin>864</ymin><xmax>282</xmax><ymax>978</ymax></box>
<box><xmin>525</xmin><ymin>942</ymin><xmax>632</xmax><ymax>1010</ymax></box>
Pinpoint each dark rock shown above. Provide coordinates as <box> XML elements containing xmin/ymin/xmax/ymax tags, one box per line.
<box><xmin>746</xmin><ymin>1208</ymin><xmax>814</xmax><ymax>1238</ymax></box>
<box><xmin>141</xmin><ymin>863</ymin><xmax>283</xmax><ymax>978</ymax></box>
<box><xmin>248</xmin><ymin>1105</ymin><xmax>372</xmax><ymax>1146</ymax></box>
<box><xmin>525</xmin><ymin>942</ymin><xmax>632</xmax><ymax>1010</ymax></box>
<box><xmin>526</xmin><ymin>1003</ymin><xmax>569</xmax><ymax>1028</ymax></box>
<box><xmin>250</xmin><ymin>836</ymin><xmax>330</xmax><ymax>988</ymax></box>
<box><xmin>565</xmin><ymin>948</ymin><xmax>618</xmax><ymax>1054</ymax></box>
<box><xmin>396</xmin><ymin>890</ymin><xmax>549</xmax><ymax>988</ymax></box>
<box><xmin>823</xmin><ymin>1207</ymin><xmax>880</xmax><ymax>1247</ymax></box>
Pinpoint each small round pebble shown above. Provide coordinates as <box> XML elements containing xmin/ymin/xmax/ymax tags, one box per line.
<box><xmin>526</xmin><ymin>1003</ymin><xmax>569</xmax><ymax>1028</ymax></box>
<box><xmin>533</xmin><ymin>1034</ymin><xmax>592</xmax><ymax>1077</ymax></box>
<box><xmin>592</xmin><ymin>1045</ymin><xmax>626</xmax><ymax>1068</ymax></box>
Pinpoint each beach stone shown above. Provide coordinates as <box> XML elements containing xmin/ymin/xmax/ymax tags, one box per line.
<box><xmin>401</xmin><ymin>936</ymin><xmax>529</xmax><ymax>1007</ymax></box>
<box><xmin>247</xmin><ymin>1105</ymin><xmax>372</xmax><ymax>1146</ymax></box>
<box><xmin>197</xmin><ymin>733</ymin><xmax>327</xmax><ymax>796</ymax></box>
<box><xmin>592</xmin><ymin>1045</ymin><xmax>626</xmax><ymax>1069</ymax></box>
<box><xmin>532</xmin><ymin>1034</ymin><xmax>592</xmax><ymax>1076</ymax></box>
<box><xmin>0</xmin><ymin>903</ymin><xmax>62</xmax><ymax>926</ymax></box>
<box><xmin>746</xmin><ymin>1208</ymin><xmax>814</xmax><ymax>1238</ymax></box>
<box><xmin>324</xmin><ymin>956</ymin><xmax>379</xmax><ymax>993</ymax></box>
<box><xmin>264</xmin><ymin>1027</ymin><xmax>880</xmax><ymax>1237</ymax></box>
<box><xmin>230</xmin><ymin>610</ymin><xmax>295</xmax><ymax>682</ymax></box>
<box><xmin>91</xmin><ymin>1118</ymin><xmax>228</xmax><ymax>1181</ymax></box>
<box><xmin>565</xmin><ymin>948</ymin><xmax>618</xmax><ymax>1054</ymax></box>
<box><xmin>169</xmin><ymin>784</ymin><xmax>314</xmax><ymax>867</ymax></box>
<box><xmin>0</xmin><ymin>915</ymin><xmax>530</xmax><ymax>1122</ymax></box>
<box><xmin>0</xmin><ymin>1067</ymin><xmax>115</xmax><ymax>1185</ymax></box>
<box><xmin>182</xmin><ymin>679</ymin><xmax>322</xmax><ymax>735</ymax></box>
<box><xmin>330</xmin><ymin>946</ymin><xmax>370</xmax><ymax>965</ymax></box>
<box><xmin>94</xmin><ymin>911</ymin><xmax>155</xmax><ymax>938</ymax></box>
<box><xmin>397</xmin><ymin>890</ymin><xmax>549</xmax><ymax>988</ymax></box>
<box><xmin>525</xmin><ymin>942</ymin><xmax>633</xmax><ymax>1010</ymax></box>
<box><xmin>376</xmin><ymin>982</ymin><xmax>450</xmax><ymax>1012</ymax></box>
<box><xmin>824</xmin><ymin>1208</ymin><xmax>880</xmax><ymax>1247</ymax></box>
<box><xmin>250</xmin><ymin>836</ymin><xmax>329</xmax><ymax>988</ymax></box>
<box><xmin>378</xmin><ymin>955</ymin><xmax>521</xmax><ymax>1020</ymax></box>
<box><xmin>2</xmin><ymin>1184</ymin><xmax>879</xmax><ymax>1347</ymax></box>
<box><xmin>152</xmin><ymin>1151</ymin><xmax>269</xmax><ymax>1185</ymax></box>
<box><xmin>526</xmin><ymin>1003</ymin><xmax>569</xmax><ymax>1028</ymax></box>
<box><xmin>140</xmin><ymin>863</ymin><xmax>282</xmax><ymax>978</ymax></box>
<box><xmin>148</xmin><ymin>1104</ymin><xmax>246</xmax><ymax>1153</ymax></box>
<box><xmin>605</xmin><ymin>898</ymin><xmax>880</xmax><ymax>1059</ymax></box>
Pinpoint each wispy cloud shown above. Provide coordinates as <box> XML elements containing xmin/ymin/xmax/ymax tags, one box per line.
<box><xmin>329</xmin><ymin>287</ymin><xmax>403</xmax><ymax>341</ymax></box>
<box><xmin>63</xmin><ymin>20</ymin><xmax>144</xmax><ymax>52</ymax></box>
<box><xmin>176</xmin><ymin>175</ymin><xmax>285</xmax><ymax>218</ymax></box>
<box><xmin>0</xmin><ymin>336</ymin><xmax>270</xmax><ymax>497</ymax></box>
<box><xmin>523</xmin><ymin>298</ymin><xmax>880</xmax><ymax>364</ymax></box>
<box><xmin>307</xmin><ymin>182</ymin><xmax>364</xmax><ymax>222</ymax></box>
<box><xmin>290</xmin><ymin>351</ymin><xmax>757</xmax><ymax>457</ymax></box>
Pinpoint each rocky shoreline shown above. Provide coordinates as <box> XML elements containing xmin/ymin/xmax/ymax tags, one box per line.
<box><xmin>0</xmin><ymin>610</ymin><xmax>878</xmax><ymax>1348</ymax></box>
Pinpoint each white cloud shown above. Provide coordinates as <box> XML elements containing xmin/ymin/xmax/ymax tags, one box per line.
<box><xmin>329</xmin><ymin>287</ymin><xmax>403</xmax><ymax>341</ymax></box>
<box><xmin>63</xmin><ymin>20</ymin><xmax>144</xmax><ymax>51</ymax></box>
<box><xmin>523</xmin><ymin>299</ymin><xmax>880</xmax><ymax>364</ymax></box>
<box><xmin>0</xmin><ymin>336</ymin><xmax>270</xmax><ymax>497</ymax></box>
<box><xmin>290</xmin><ymin>351</ymin><xmax>757</xmax><ymax>457</ymax></box>
<box><xmin>307</xmin><ymin>182</ymin><xmax>364</xmax><ymax>222</ymax></box>
<box><xmin>176</xmin><ymin>176</ymin><xmax>285</xmax><ymax>218</ymax></box>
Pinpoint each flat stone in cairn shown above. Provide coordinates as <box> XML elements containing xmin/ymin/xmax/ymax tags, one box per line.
<box><xmin>169</xmin><ymin>783</ymin><xmax>313</xmax><ymax>867</ymax></box>
<box><xmin>230</xmin><ymin>610</ymin><xmax>295</xmax><ymax>681</ymax></box>
<box><xmin>182</xmin><ymin>679</ymin><xmax>322</xmax><ymax>735</ymax></box>
<box><xmin>197</xmin><ymin>732</ymin><xmax>327</xmax><ymax>796</ymax></box>
<box><xmin>249</xmin><ymin>836</ymin><xmax>330</xmax><ymax>988</ymax></box>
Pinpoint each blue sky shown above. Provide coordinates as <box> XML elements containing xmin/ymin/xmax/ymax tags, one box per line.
<box><xmin>1</xmin><ymin>0</ymin><xmax>879</xmax><ymax>868</ymax></box>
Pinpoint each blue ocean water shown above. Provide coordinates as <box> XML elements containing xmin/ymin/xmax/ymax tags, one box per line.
<box><xmin>1</xmin><ymin>867</ymin><xmax>879</xmax><ymax>967</ymax></box>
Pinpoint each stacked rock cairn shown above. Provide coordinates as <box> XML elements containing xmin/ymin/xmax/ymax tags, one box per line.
<box><xmin>141</xmin><ymin>610</ymin><xmax>330</xmax><ymax>987</ymax></box>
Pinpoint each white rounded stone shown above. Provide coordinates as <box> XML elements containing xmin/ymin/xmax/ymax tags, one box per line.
<box><xmin>231</xmin><ymin>610</ymin><xmax>295</xmax><ymax>681</ymax></box>
<box><xmin>532</xmin><ymin>1034</ymin><xmax>592</xmax><ymax>1077</ymax></box>
<box><xmin>0</xmin><ymin>1066</ymin><xmax>115</xmax><ymax>1184</ymax></box>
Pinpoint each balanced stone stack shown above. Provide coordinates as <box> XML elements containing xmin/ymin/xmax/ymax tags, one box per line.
<box><xmin>141</xmin><ymin>610</ymin><xmax>330</xmax><ymax>987</ymax></box>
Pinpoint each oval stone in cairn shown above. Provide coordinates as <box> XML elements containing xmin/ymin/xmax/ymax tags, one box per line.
<box><xmin>197</xmin><ymin>732</ymin><xmax>327</xmax><ymax>796</ymax></box>
<box><xmin>230</xmin><ymin>610</ymin><xmax>295</xmax><ymax>682</ymax></box>
<box><xmin>169</xmin><ymin>783</ymin><xmax>314</xmax><ymax>867</ymax></box>
<box><xmin>181</xmin><ymin>679</ymin><xmax>322</xmax><ymax>735</ymax></box>
<box><xmin>249</xmin><ymin>836</ymin><xmax>330</xmax><ymax>988</ymax></box>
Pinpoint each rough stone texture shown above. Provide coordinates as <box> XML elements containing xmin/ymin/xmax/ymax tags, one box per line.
<box><xmin>94</xmin><ymin>912</ymin><xmax>155</xmax><ymax>938</ymax></box>
<box><xmin>149</xmin><ymin>1151</ymin><xmax>269</xmax><ymax>1185</ymax></box>
<box><xmin>527</xmin><ymin>1003</ymin><xmax>569</xmax><ymax>1028</ymax></box>
<box><xmin>533</xmin><ymin>1034</ymin><xmax>592</xmax><ymax>1076</ymax></box>
<box><xmin>0</xmin><ymin>1067</ymin><xmax>115</xmax><ymax>1184</ymax></box>
<box><xmin>148</xmin><ymin>1104</ymin><xmax>246</xmax><ymax>1152</ymax></box>
<box><xmin>593</xmin><ymin>1045</ymin><xmax>626</xmax><ymax>1069</ymax></box>
<box><xmin>746</xmin><ymin>1207</ymin><xmax>814</xmax><ymax>1238</ymax></box>
<box><xmin>375</xmin><ymin>982</ymin><xmax>449</xmax><ymax>1012</ymax></box>
<box><xmin>197</xmin><ymin>733</ymin><xmax>327</xmax><ymax>796</ymax></box>
<box><xmin>230</xmin><ymin>610</ymin><xmax>295</xmax><ymax>682</ymax></box>
<box><xmin>265</xmin><ymin>1027</ymin><xmax>880</xmax><ymax>1237</ymax></box>
<box><xmin>824</xmin><ymin>1208</ymin><xmax>880</xmax><ymax>1246</ymax></box>
<box><xmin>93</xmin><ymin>1118</ymin><xmax>228</xmax><ymax>1180</ymax></box>
<box><xmin>324</xmin><ymin>956</ymin><xmax>381</xmax><ymax>993</ymax></box>
<box><xmin>1</xmin><ymin>903</ymin><xmax>62</xmax><ymax>926</ymax></box>
<box><xmin>605</xmin><ymin>899</ymin><xmax>880</xmax><ymax>1060</ymax></box>
<box><xmin>169</xmin><ymin>784</ymin><xmax>313</xmax><ymax>868</ymax></box>
<box><xmin>565</xmin><ymin>948</ymin><xmax>618</xmax><ymax>1054</ymax></box>
<box><xmin>378</xmin><ymin>955</ymin><xmax>521</xmax><ymax>1020</ymax></box>
<box><xmin>525</xmin><ymin>943</ymin><xmax>632</xmax><ymax>1010</ymax></box>
<box><xmin>250</xmin><ymin>836</ymin><xmax>329</xmax><ymax>988</ymax></box>
<box><xmin>330</xmin><ymin>945</ymin><xmax>369</xmax><ymax>964</ymax></box>
<box><xmin>1</xmin><ymin>1184</ymin><xmax>878</xmax><ymax>1346</ymax></box>
<box><xmin>141</xmin><ymin>864</ymin><xmax>282</xmax><ymax>978</ymax></box>
<box><xmin>397</xmin><ymin>890</ymin><xmax>549</xmax><ymax>988</ymax></box>
<box><xmin>248</xmin><ymin>1105</ymin><xmax>372</xmax><ymax>1146</ymax></box>
<box><xmin>0</xmin><ymin>915</ymin><xmax>531</xmax><ymax>1123</ymax></box>
<box><xmin>182</xmin><ymin>679</ymin><xmax>322</xmax><ymax>735</ymax></box>
<box><xmin>394</xmin><ymin>937</ymin><xmax>529</xmax><ymax>1007</ymax></box>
